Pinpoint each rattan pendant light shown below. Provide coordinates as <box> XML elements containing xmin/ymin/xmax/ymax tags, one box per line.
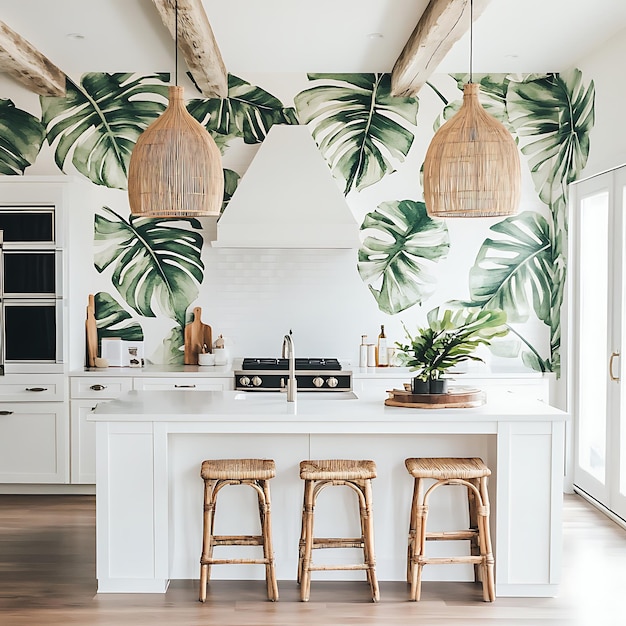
<box><xmin>423</xmin><ymin>0</ymin><xmax>520</xmax><ymax>218</ymax></box>
<box><xmin>128</xmin><ymin>0</ymin><xmax>223</xmax><ymax>218</ymax></box>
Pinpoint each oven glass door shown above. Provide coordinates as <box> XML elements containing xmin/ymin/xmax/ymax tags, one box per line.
<box><xmin>3</xmin><ymin>251</ymin><xmax>57</xmax><ymax>295</ymax></box>
<box><xmin>0</xmin><ymin>209</ymin><xmax>54</xmax><ymax>243</ymax></box>
<box><xmin>3</xmin><ymin>299</ymin><xmax>59</xmax><ymax>362</ymax></box>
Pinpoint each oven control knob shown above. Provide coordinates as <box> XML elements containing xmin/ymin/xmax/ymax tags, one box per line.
<box><xmin>251</xmin><ymin>376</ymin><xmax>262</xmax><ymax>387</ymax></box>
<box><xmin>327</xmin><ymin>377</ymin><xmax>339</xmax><ymax>388</ymax></box>
<box><xmin>312</xmin><ymin>376</ymin><xmax>324</xmax><ymax>388</ymax></box>
<box><xmin>239</xmin><ymin>376</ymin><xmax>251</xmax><ymax>387</ymax></box>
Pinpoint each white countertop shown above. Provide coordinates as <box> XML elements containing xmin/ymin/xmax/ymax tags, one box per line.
<box><xmin>91</xmin><ymin>389</ymin><xmax>567</xmax><ymax>430</ymax></box>
<box><xmin>73</xmin><ymin>362</ymin><xmax>548</xmax><ymax>380</ymax></box>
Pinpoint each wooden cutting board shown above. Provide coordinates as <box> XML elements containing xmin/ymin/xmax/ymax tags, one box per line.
<box><xmin>384</xmin><ymin>387</ymin><xmax>486</xmax><ymax>409</ymax></box>
<box><xmin>85</xmin><ymin>294</ymin><xmax>98</xmax><ymax>367</ymax></box>
<box><xmin>184</xmin><ymin>306</ymin><xmax>212</xmax><ymax>365</ymax></box>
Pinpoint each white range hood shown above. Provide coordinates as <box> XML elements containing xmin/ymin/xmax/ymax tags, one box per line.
<box><xmin>212</xmin><ymin>125</ymin><xmax>360</xmax><ymax>248</ymax></box>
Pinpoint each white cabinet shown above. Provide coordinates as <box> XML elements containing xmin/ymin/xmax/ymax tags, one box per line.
<box><xmin>69</xmin><ymin>374</ymin><xmax>233</xmax><ymax>484</ymax></box>
<box><xmin>70</xmin><ymin>377</ymin><xmax>132</xmax><ymax>484</ymax></box>
<box><xmin>0</xmin><ymin>374</ymin><xmax>68</xmax><ymax>483</ymax></box>
<box><xmin>133</xmin><ymin>377</ymin><xmax>233</xmax><ymax>391</ymax></box>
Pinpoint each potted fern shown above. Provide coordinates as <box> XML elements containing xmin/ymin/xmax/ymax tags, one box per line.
<box><xmin>396</xmin><ymin>306</ymin><xmax>509</xmax><ymax>394</ymax></box>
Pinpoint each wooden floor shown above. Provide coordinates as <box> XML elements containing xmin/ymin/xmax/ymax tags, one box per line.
<box><xmin>0</xmin><ymin>493</ymin><xmax>625</xmax><ymax>625</ymax></box>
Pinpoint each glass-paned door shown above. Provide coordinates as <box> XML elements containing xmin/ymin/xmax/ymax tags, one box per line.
<box><xmin>571</xmin><ymin>166</ymin><xmax>626</xmax><ymax>521</ymax></box>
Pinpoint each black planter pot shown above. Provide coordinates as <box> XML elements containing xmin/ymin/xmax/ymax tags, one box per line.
<box><xmin>429</xmin><ymin>378</ymin><xmax>448</xmax><ymax>394</ymax></box>
<box><xmin>411</xmin><ymin>377</ymin><xmax>430</xmax><ymax>394</ymax></box>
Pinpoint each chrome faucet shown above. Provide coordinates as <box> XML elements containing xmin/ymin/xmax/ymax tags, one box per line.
<box><xmin>281</xmin><ymin>330</ymin><xmax>297</xmax><ymax>402</ymax></box>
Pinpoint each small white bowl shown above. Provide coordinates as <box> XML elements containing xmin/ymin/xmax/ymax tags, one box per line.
<box><xmin>198</xmin><ymin>352</ymin><xmax>215</xmax><ymax>366</ymax></box>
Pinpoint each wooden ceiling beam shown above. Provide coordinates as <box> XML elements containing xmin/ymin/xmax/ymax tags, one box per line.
<box><xmin>151</xmin><ymin>0</ymin><xmax>228</xmax><ymax>98</ymax></box>
<box><xmin>391</xmin><ymin>0</ymin><xmax>491</xmax><ymax>97</ymax></box>
<box><xmin>0</xmin><ymin>20</ymin><xmax>66</xmax><ymax>97</ymax></box>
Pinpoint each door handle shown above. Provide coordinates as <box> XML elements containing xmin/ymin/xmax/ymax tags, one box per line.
<box><xmin>174</xmin><ymin>384</ymin><xmax>196</xmax><ymax>388</ymax></box>
<box><xmin>25</xmin><ymin>387</ymin><xmax>47</xmax><ymax>392</ymax></box>
<box><xmin>610</xmin><ymin>352</ymin><xmax>620</xmax><ymax>381</ymax></box>
<box><xmin>90</xmin><ymin>384</ymin><xmax>107</xmax><ymax>391</ymax></box>
<box><xmin>0</xmin><ymin>410</ymin><xmax>13</xmax><ymax>415</ymax></box>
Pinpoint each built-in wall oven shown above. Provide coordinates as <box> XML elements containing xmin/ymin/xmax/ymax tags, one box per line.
<box><xmin>0</xmin><ymin>207</ymin><xmax>64</xmax><ymax>374</ymax></box>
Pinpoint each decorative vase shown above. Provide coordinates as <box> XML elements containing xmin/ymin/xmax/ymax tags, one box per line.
<box><xmin>411</xmin><ymin>377</ymin><xmax>430</xmax><ymax>394</ymax></box>
<box><xmin>429</xmin><ymin>378</ymin><xmax>448</xmax><ymax>394</ymax></box>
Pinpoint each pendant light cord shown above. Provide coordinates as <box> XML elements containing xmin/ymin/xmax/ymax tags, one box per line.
<box><xmin>469</xmin><ymin>0</ymin><xmax>473</xmax><ymax>84</ymax></box>
<box><xmin>175</xmin><ymin>0</ymin><xmax>178</xmax><ymax>85</ymax></box>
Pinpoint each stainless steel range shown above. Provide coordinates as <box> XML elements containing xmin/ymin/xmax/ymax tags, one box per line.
<box><xmin>234</xmin><ymin>358</ymin><xmax>352</xmax><ymax>392</ymax></box>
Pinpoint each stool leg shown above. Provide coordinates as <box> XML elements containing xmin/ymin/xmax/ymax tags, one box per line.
<box><xmin>258</xmin><ymin>479</ymin><xmax>279</xmax><ymax>601</ymax></box>
<box><xmin>411</xmin><ymin>481</ymin><xmax>429</xmax><ymax>602</ymax></box>
<box><xmin>478</xmin><ymin>476</ymin><xmax>495</xmax><ymax>602</ymax></box>
<box><xmin>407</xmin><ymin>477</ymin><xmax>423</xmax><ymax>584</ymax></box>
<box><xmin>468</xmin><ymin>477</ymin><xmax>482</xmax><ymax>583</ymax></box>
<box><xmin>297</xmin><ymin>481</ymin><xmax>307</xmax><ymax>585</ymax></box>
<box><xmin>408</xmin><ymin>478</ymin><xmax>426</xmax><ymax>600</ymax></box>
<box><xmin>199</xmin><ymin>478</ymin><xmax>218</xmax><ymax>602</ymax></box>
<box><xmin>361</xmin><ymin>478</ymin><xmax>380</xmax><ymax>602</ymax></box>
<box><xmin>300</xmin><ymin>479</ymin><xmax>315</xmax><ymax>602</ymax></box>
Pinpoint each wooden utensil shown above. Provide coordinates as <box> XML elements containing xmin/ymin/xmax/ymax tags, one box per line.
<box><xmin>184</xmin><ymin>306</ymin><xmax>212</xmax><ymax>365</ymax></box>
<box><xmin>85</xmin><ymin>294</ymin><xmax>98</xmax><ymax>368</ymax></box>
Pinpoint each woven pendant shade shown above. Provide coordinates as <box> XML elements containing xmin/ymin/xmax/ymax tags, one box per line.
<box><xmin>423</xmin><ymin>83</ymin><xmax>521</xmax><ymax>218</ymax></box>
<box><xmin>128</xmin><ymin>85</ymin><xmax>223</xmax><ymax>218</ymax></box>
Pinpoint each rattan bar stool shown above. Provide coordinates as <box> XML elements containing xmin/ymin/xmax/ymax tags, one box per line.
<box><xmin>297</xmin><ymin>459</ymin><xmax>379</xmax><ymax>602</ymax></box>
<box><xmin>199</xmin><ymin>458</ymin><xmax>278</xmax><ymax>602</ymax></box>
<box><xmin>405</xmin><ymin>457</ymin><xmax>495</xmax><ymax>602</ymax></box>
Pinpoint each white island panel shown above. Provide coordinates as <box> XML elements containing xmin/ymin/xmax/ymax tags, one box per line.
<box><xmin>91</xmin><ymin>389</ymin><xmax>568</xmax><ymax>597</ymax></box>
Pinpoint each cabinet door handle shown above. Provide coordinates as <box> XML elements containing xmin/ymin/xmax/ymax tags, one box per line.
<box><xmin>174</xmin><ymin>384</ymin><xmax>196</xmax><ymax>388</ymax></box>
<box><xmin>90</xmin><ymin>384</ymin><xmax>107</xmax><ymax>391</ymax></box>
<box><xmin>610</xmin><ymin>352</ymin><xmax>620</xmax><ymax>381</ymax></box>
<box><xmin>25</xmin><ymin>387</ymin><xmax>47</xmax><ymax>392</ymax></box>
<box><xmin>0</xmin><ymin>410</ymin><xmax>13</xmax><ymax>415</ymax></box>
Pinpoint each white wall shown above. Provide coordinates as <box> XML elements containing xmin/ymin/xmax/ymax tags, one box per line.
<box><xmin>574</xmin><ymin>26</ymin><xmax>626</xmax><ymax>179</ymax></box>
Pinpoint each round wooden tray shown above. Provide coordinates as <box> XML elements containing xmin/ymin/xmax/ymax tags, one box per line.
<box><xmin>384</xmin><ymin>386</ymin><xmax>486</xmax><ymax>409</ymax></box>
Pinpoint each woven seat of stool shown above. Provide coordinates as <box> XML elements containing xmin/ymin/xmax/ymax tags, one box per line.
<box><xmin>405</xmin><ymin>457</ymin><xmax>491</xmax><ymax>480</ymax></box>
<box><xmin>299</xmin><ymin>459</ymin><xmax>377</xmax><ymax>481</ymax></box>
<box><xmin>201</xmin><ymin>458</ymin><xmax>276</xmax><ymax>481</ymax></box>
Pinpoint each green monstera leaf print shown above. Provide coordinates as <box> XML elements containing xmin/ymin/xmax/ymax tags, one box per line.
<box><xmin>94</xmin><ymin>291</ymin><xmax>144</xmax><ymax>352</ymax></box>
<box><xmin>507</xmin><ymin>69</ymin><xmax>595</xmax><ymax>210</ymax></box>
<box><xmin>94</xmin><ymin>207</ymin><xmax>204</xmax><ymax>329</ymax></box>
<box><xmin>40</xmin><ymin>73</ymin><xmax>169</xmax><ymax>189</ymax></box>
<box><xmin>0</xmin><ymin>99</ymin><xmax>45</xmax><ymax>174</ymax></box>
<box><xmin>469</xmin><ymin>211</ymin><xmax>554</xmax><ymax>325</ymax></box>
<box><xmin>295</xmin><ymin>74</ymin><xmax>419</xmax><ymax>194</ymax></box>
<box><xmin>222</xmin><ymin>168</ymin><xmax>240</xmax><ymax>213</ymax></box>
<box><xmin>358</xmin><ymin>200</ymin><xmax>449</xmax><ymax>315</ymax></box>
<box><xmin>187</xmin><ymin>74</ymin><xmax>298</xmax><ymax>146</ymax></box>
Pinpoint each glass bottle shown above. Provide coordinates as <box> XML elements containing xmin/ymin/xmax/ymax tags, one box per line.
<box><xmin>377</xmin><ymin>325</ymin><xmax>389</xmax><ymax>367</ymax></box>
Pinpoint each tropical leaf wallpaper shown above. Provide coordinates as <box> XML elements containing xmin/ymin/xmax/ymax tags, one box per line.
<box><xmin>0</xmin><ymin>68</ymin><xmax>595</xmax><ymax>373</ymax></box>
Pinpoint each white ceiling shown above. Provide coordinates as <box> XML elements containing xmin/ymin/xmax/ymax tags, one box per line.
<box><xmin>1</xmin><ymin>0</ymin><xmax>625</xmax><ymax>80</ymax></box>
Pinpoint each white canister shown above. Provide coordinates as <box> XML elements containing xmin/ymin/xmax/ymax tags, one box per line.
<box><xmin>213</xmin><ymin>347</ymin><xmax>228</xmax><ymax>366</ymax></box>
<box><xmin>367</xmin><ymin>344</ymin><xmax>377</xmax><ymax>367</ymax></box>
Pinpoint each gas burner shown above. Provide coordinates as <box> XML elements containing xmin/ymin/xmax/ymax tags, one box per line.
<box><xmin>241</xmin><ymin>358</ymin><xmax>342</xmax><ymax>371</ymax></box>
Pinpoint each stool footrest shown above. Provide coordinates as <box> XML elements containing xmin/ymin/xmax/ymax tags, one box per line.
<box><xmin>418</xmin><ymin>555</ymin><xmax>484</xmax><ymax>565</ymax></box>
<box><xmin>212</xmin><ymin>535</ymin><xmax>263</xmax><ymax>546</ymax></box>
<box><xmin>309</xmin><ymin>563</ymin><xmax>371</xmax><ymax>571</ymax></box>
<box><xmin>312</xmin><ymin>537</ymin><xmax>364</xmax><ymax>549</ymax></box>
<box><xmin>425</xmin><ymin>530</ymin><xmax>478</xmax><ymax>541</ymax></box>
<box><xmin>202</xmin><ymin>558</ymin><xmax>271</xmax><ymax>565</ymax></box>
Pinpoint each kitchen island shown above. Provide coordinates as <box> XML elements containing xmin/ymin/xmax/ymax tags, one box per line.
<box><xmin>91</xmin><ymin>388</ymin><xmax>568</xmax><ymax>597</ymax></box>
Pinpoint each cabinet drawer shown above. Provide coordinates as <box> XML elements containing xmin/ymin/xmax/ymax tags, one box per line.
<box><xmin>133</xmin><ymin>377</ymin><xmax>232</xmax><ymax>391</ymax></box>
<box><xmin>70</xmin><ymin>377</ymin><xmax>132</xmax><ymax>399</ymax></box>
<box><xmin>0</xmin><ymin>374</ymin><xmax>65</xmax><ymax>402</ymax></box>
